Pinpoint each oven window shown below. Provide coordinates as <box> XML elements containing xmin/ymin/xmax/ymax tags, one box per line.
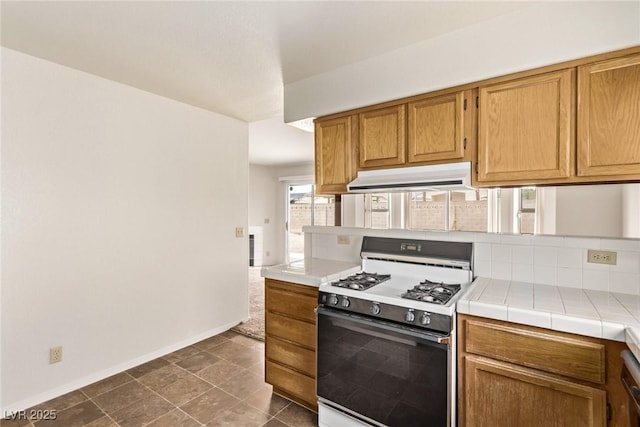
<box><xmin>317</xmin><ymin>311</ymin><xmax>448</xmax><ymax>427</ymax></box>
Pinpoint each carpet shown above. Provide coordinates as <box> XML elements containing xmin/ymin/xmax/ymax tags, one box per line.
<box><xmin>232</xmin><ymin>266</ymin><xmax>265</xmax><ymax>341</ymax></box>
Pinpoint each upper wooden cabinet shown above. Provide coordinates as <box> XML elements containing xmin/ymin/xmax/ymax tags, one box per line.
<box><xmin>359</xmin><ymin>105</ymin><xmax>406</xmax><ymax>169</ymax></box>
<box><xmin>314</xmin><ymin>115</ymin><xmax>357</xmax><ymax>194</ymax></box>
<box><xmin>477</xmin><ymin>69</ymin><xmax>574</xmax><ymax>184</ymax></box>
<box><xmin>577</xmin><ymin>52</ymin><xmax>640</xmax><ymax>178</ymax></box>
<box><xmin>407</xmin><ymin>90</ymin><xmax>468</xmax><ymax>164</ymax></box>
<box><xmin>358</xmin><ymin>90</ymin><xmax>472</xmax><ymax>170</ymax></box>
<box><xmin>313</xmin><ymin>46</ymin><xmax>640</xmax><ymax>193</ymax></box>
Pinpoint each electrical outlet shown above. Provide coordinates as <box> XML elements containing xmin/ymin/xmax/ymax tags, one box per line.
<box><xmin>235</xmin><ymin>227</ymin><xmax>244</xmax><ymax>238</ymax></box>
<box><xmin>264</xmin><ymin>218</ymin><xmax>270</xmax><ymax>224</ymax></box>
<box><xmin>587</xmin><ymin>249</ymin><xmax>617</xmax><ymax>265</ymax></box>
<box><xmin>49</xmin><ymin>346</ymin><xmax>63</xmax><ymax>364</ymax></box>
<box><xmin>337</xmin><ymin>235</ymin><xmax>350</xmax><ymax>245</ymax></box>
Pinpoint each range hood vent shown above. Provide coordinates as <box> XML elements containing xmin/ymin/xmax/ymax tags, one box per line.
<box><xmin>347</xmin><ymin>162</ymin><xmax>472</xmax><ymax>193</ymax></box>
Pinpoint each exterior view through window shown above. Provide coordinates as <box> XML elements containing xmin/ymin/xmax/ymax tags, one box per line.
<box><xmin>287</xmin><ymin>183</ymin><xmax>335</xmax><ymax>262</ymax></box>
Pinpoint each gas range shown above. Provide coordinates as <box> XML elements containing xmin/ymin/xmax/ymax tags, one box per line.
<box><xmin>317</xmin><ymin>236</ymin><xmax>474</xmax><ymax>331</ymax></box>
<box><xmin>316</xmin><ymin>236</ymin><xmax>474</xmax><ymax>427</ymax></box>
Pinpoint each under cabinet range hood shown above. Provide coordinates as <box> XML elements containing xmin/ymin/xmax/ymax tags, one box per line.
<box><xmin>347</xmin><ymin>162</ymin><xmax>473</xmax><ymax>193</ymax></box>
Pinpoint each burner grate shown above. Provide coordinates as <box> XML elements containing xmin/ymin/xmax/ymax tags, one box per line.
<box><xmin>330</xmin><ymin>272</ymin><xmax>391</xmax><ymax>291</ymax></box>
<box><xmin>401</xmin><ymin>280</ymin><xmax>461</xmax><ymax>305</ymax></box>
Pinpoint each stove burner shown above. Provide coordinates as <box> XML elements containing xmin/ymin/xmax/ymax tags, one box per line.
<box><xmin>401</xmin><ymin>280</ymin><xmax>461</xmax><ymax>305</ymax></box>
<box><xmin>331</xmin><ymin>272</ymin><xmax>391</xmax><ymax>291</ymax></box>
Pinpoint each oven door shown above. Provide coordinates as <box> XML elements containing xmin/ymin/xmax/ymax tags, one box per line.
<box><xmin>317</xmin><ymin>306</ymin><xmax>451</xmax><ymax>427</ymax></box>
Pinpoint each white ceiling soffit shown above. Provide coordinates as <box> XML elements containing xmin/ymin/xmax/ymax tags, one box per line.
<box><xmin>0</xmin><ymin>1</ymin><xmax>532</xmax><ymax>123</ymax></box>
<box><xmin>249</xmin><ymin>117</ymin><xmax>314</xmax><ymax>166</ymax></box>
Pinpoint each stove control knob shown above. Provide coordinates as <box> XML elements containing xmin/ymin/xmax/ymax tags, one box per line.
<box><xmin>420</xmin><ymin>313</ymin><xmax>431</xmax><ymax>325</ymax></box>
<box><xmin>341</xmin><ymin>297</ymin><xmax>350</xmax><ymax>308</ymax></box>
<box><xmin>405</xmin><ymin>309</ymin><xmax>415</xmax><ymax>323</ymax></box>
<box><xmin>370</xmin><ymin>302</ymin><xmax>381</xmax><ymax>315</ymax></box>
<box><xmin>329</xmin><ymin>294</ymin><xmax>339</xmax><ymax>305</ymax></box>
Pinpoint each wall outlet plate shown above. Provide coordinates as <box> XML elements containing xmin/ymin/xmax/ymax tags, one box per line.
<box><xmin>337</xmin><ymin>235</ymin><xmax>350</xmax><ymax>245</ymax></box>
<box><xmin>587</xmin><ymin>249</ymin><xmax>617</xmax><ymax>265</ymax></box>
<box><xmin>235</xmin><ymin>227</ymin><xmax>244</xmax><ymax>238</ymax></box>
<box><xmin>49</xmin><ymin>346</ymin><xmax>63</xmax><ymax>364</ymax></box>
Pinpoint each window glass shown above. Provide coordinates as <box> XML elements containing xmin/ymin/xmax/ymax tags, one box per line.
<box><xmin>365</xmin><ymin>193</ymin><xmax>390</xmax><ymax>229</ymax></box>
<box><xmin>449</xmin><ymin>189</ymin><xmax>488</xmax><ymax>232</ymax></box>
<box><xmin>519</xmin><ymin>187</ymin><xmax>536</xmax><ymax>234</ymax></box>
<box><xmin>407</xmin><ymin>191</ymin><xmax>447</xmax><ymax>231</ymax></box>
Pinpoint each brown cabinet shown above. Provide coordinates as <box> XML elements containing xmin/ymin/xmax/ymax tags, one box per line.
<box><xmin>465</xmin><ymin>355</ymin><xmax>606</xmax><ymax>427</ymax></box>
<box><xmin>358</xmin><ymin>91</ymin><xmax>473</xmax><ymax>170</ymax></box>
<box><xmin>359</xmin><ymin>104</ymin><xmax>406</xmax><ymax>169</ymax></box>
<box><xmin>577</xmin><ymin>52</ymin><xmax>640</xmax><ymax>178</ymax></box>
<box><xmin>458</xmin><ymin>314</ymin><xmax>629</xmax><ymax>427</ymax></box>
<box><xmin>313</xmin><ymin>46</ymin><xmax>640</xmax><ymax>194</ymax></box>
<box><xmin>314</xmin><ymin>115</ymin><xmax>357</xmax><ymax>194</ymax></box>
<box><xmin>264</xmin><ymin>279</ymin><xmax>318</xmax><ymax>410</ymax></box>
<box><xmin>407</xmin><ymin>90</ymin><xmax>469</xmax><ymax>164</ymax></box>
<box><xmin>477</xmin><ymin>69</ymin><xmax>574</xmax><ymax>185</ymax></box>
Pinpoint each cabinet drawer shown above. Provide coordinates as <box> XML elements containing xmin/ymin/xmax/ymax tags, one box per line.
<box><xmin>266</xmin><ymin>337</ymin><xmax>316</xmax><ymax>377</ymax></box>
<box><xmin>266</xmin><ymin>312</ymin><xmax>316</xmax><ymax>349</ymax></box>
<box><xmin>266</xmin><ymin>360</ymin><xmax>316</xmax><ymax>409</ymax></box>
<box><xmin>464</xmin><ymin>318</ymin><xmax>605</xmax><ymax>384</ymax></box>
<box><xmin>265</xmin><ymin>281</ymin><xmax>317</xmax><ymax>322</ymax></box>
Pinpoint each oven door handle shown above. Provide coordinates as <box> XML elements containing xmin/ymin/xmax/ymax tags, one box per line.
<box><xmin>317</xmin><ymin>306</ymin><xmax>450</xmax><ymax>346</ymax></box>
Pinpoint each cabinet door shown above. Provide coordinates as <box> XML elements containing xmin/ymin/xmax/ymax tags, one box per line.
<box><xmin>359</xmin><ymin>104</ymin><xmax>406</xmax><ymax>168</ymax></box>
<box><xmin>477</xmin><ymin>69</ymin><xmax>574</xmax><ymax>184</ymax></box>
<box><xmin>577</xmin><ymin>53</ymin><xmax>640</xmax><ymax>177</ymax></box>
<box><xmin>407</xmin><ymin>91</ymin><xmax>467</xmax><ymax>164</ymax></box>
<box><xmin>315</xmin><ymin>116</ymin><xmax>356</xmax><ymax>194</ymax></box>
<box><xmin>465</xmin><ymin>355</ymin><xmax>606</xmax><ymax>427</ymax></box>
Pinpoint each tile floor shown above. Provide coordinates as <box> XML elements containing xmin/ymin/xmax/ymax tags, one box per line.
<box><xmin>2</xmin><ymin>330</ymin><xmax>317</xmax><ymax>427</ymax></box>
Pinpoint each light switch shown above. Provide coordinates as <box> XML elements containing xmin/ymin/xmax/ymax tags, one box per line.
<box><xmin>235</xmin><ymin>227</ymin><xmax>244</xmax><ymax>238</ymax></box>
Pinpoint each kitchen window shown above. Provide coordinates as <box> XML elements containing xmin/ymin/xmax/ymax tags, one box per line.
<box><xmin>406</xmin><ymin>189</ymin><xmax>489</xmax><ymax>232</ymax></box>
<box><xmin>364</xmin><ymin>193</ymin><xmax>391</xmax><ymax>229</ymax></box>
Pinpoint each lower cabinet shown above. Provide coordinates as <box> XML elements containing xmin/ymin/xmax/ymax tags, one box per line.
<box><xmin>264</xmin><ymin>278</ymin><xmax>318</xmax><ymax>411</ymax></box>
<box><xmin>458</xmin><ymin>314</ymin><xmax>629</xmax><ymax>427</ymax></box>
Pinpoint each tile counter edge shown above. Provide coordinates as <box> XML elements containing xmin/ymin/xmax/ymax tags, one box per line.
<box><xmin>458</xmin><ymin>276</ymin><xmax>640</xmax><ymax>348</ymax></box>
<box><xmin>260</xmin><ymin>258</ymin><xmax>361</xmax><ymax>287</ymax></box>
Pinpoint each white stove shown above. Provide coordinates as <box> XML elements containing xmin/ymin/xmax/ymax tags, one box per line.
<box><xmin>316</xmin><ymin>236</ymin><xmax>474</xmax><ymax>427</ymax></box>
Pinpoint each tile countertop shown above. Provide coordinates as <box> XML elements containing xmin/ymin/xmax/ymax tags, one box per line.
<box><xmin>260</xmin><ymin>258</ymin><xmax>361</xmax><ymax>287</ymax></box>
<box><xmin>458</xmin><ymin>277</ymin><xmax>640</xmax><ymax>360</ymax></box>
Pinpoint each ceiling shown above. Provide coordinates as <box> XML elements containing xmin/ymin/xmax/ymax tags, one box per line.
<box><xmin>1</xmin><ymin>1</ymin><xmax>533</xmax><ymax>165</ymax></box>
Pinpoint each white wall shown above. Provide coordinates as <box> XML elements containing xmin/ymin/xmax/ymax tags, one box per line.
<box><xmin>284</xmin><ymin>1</ymin><xmax>640</xmax><ymax>122</ymax></box>
<box><xmin>249</xmin><ymin>163</ymin><xmax>314</xmax><ymax>266</ymax></box>
<box><xmin>1</xmin><ymin>48</ymin><xmax>249</xmax><ymax>411</ymax></box>
<box><xmin>623</xmin><ymin>184</ymin><xmax>640</xmax><ymax>238</ymax></box>
<box><xmin>555</xmin><ymin>185</ymin><xmax>623</xmax><ymax>238</ymax></box>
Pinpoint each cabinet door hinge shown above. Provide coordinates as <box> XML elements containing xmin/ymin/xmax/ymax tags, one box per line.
<box><xmin>475</xmin><ymin>162</ymin><xmax>479</xmax><ymax>175</ymax></box>
<box><xmin>606</xmin><ymin>402</ymin><xmax>612</xmax><ymax>421</ymax></box>
<box><xmin>476</xmin><ymin>96</ymin><xmax>479</xmax><ymax>108</ymax></box>
<box><xmin>464</xmin><ymin>98</ymin><xmax>467</xmax><ymax>110</ymax></box>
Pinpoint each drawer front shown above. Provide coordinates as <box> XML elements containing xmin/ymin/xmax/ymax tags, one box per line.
<box><xmin>464</xmin><ymin>318</ymin><xmax>605</xmax><ymax>384</ymax></box>
<box><xmin>267</xmin><ymin>337</ymin><xmax>316</xmax><ymax>377</ymax></box>
<box><xmin>266</xmin><ymin>360</ymin><xmax>316</xmax><ymax>407</ymax></box>
<box><xmin>266</xmin><ymin>312</ymin><xmax>316</xmax><ymax>349</ymax></box>
<box><xmin>266</xmin><ymin>282</ymin><xmax>317</xmax><ymax>322</ymax></box>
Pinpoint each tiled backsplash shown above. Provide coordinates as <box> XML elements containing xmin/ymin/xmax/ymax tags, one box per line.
<box><xmin>304</xmin><ymin>226</ymin><xmax>640</xmax><ymax>296</ymax></box>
